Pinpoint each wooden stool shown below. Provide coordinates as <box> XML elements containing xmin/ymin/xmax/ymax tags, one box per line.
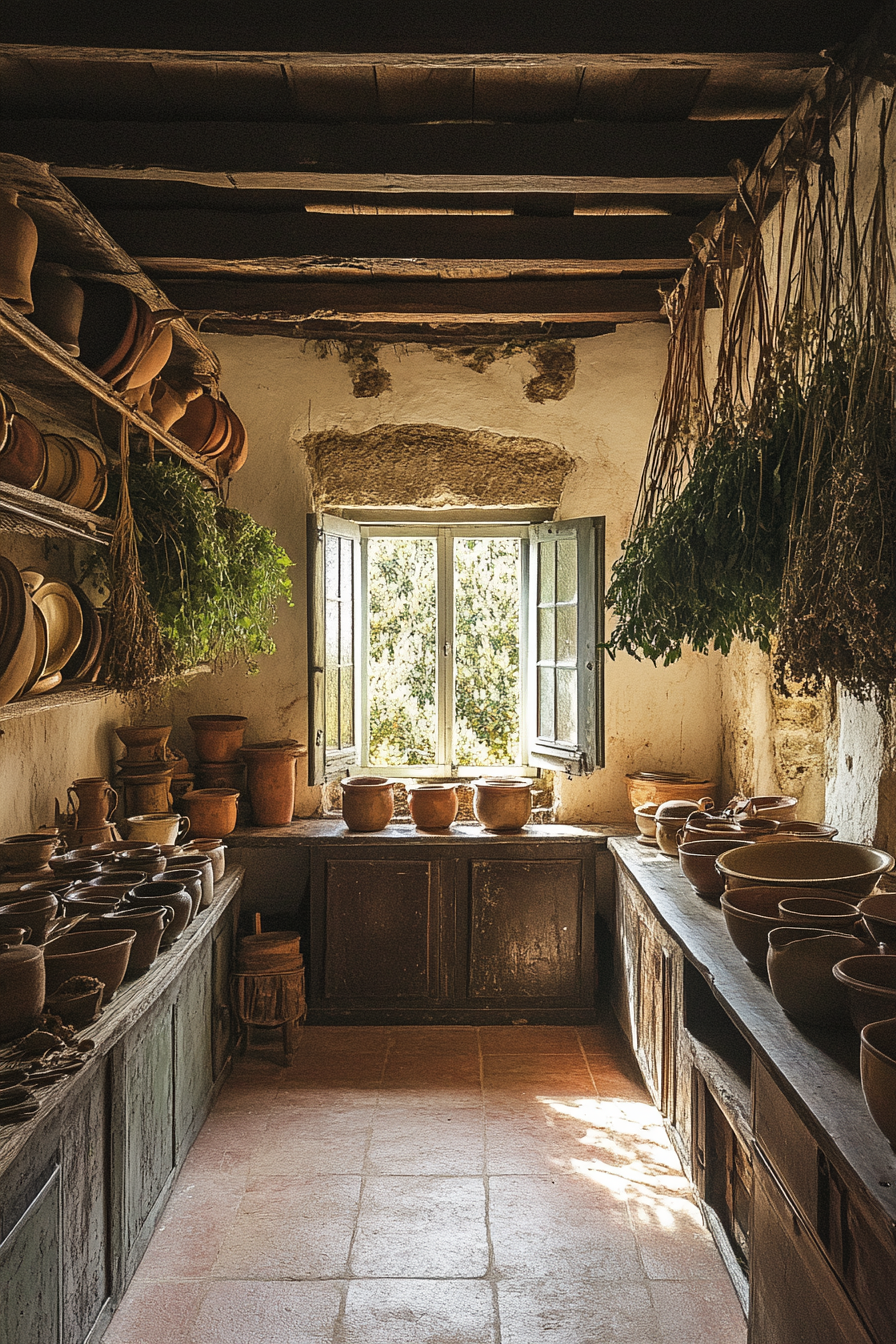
<box><xmin>230</xmin><ymin>965</ymin><xmax>306</xmax><ymax>1064</ymax></box>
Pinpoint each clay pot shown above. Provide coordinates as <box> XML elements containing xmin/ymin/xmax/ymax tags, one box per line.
<box><xmin>0</xmin><ymin>188</ymin><xmax>39</xmax><ymax>313</ymax></box>
<box><xmin>43</xmin><ymin>929</ymin><xmax>136</xmax><ymax>1002</ymax></box>
<box><xmin>858</xmin><ymin>892</ymin><xmax>896</xmax><ymax>949</ymax></box>
<box><xmin>720</xmin><ymin>886</ymin><xmax>786</xmax><ymax>971</ymax></box>
<box><xmin>122</xmin><ymin>773</ymin><xmax>174</xmax><ymax>815</ymax></box>
<box><xmin>832</xmin><ymin>956</ymin><xmax>896</xmax><ymax>1031</ymax></box>
<box><xmin>654</xmin><ymin>797</ymin><xmax>713</xmax><ymax>856</ymax></box>
<box><xmin>472</xmin><ymin>778</ymin><xmax>533</xmax><ymax>832</ymax></box>
<box><xmin>29</xmin><ymin>265</ymin><xmax>85</xmax><ymax>354</ymax></box>
<box><xmin>189</xmin><ymin>714</ymin><xmax>248</xmax><ymax>762</ymax></box>
<box><xmin>0</xmin><ymin>944</ymin><xmax>45</xmax><ymax>1042</ymax></box>
<box><xmin>238</xmin><ymin>740</ymin><xmax>305</xmax><ymax>826</ymax></box>
<box><xmin>179</xmin><ymin>789</ymin><xmax>239</xmax><ymax>838</ymax></box>
<box><xmin>768</xmin><ymin>821</ymin><xmax>839</xmax><ymax>842</ymax></box>
<box><xmin>115</xmin><ymin>723</ymin><xmax>172</xmax><ymax>763</ymax></box>
<box><xmin>340</xmin><ymin>777</ymin><xmax>395</xmax><ymax>833</ymax></box>
<box><xmin>678</xmin><ymin>838</ymin><xmax>755</xmax><ymax>903</ymax></box>
<box><xmin>104</xmin><ymin>849</ymin><xmax>165</xmax><ymax>877</ymax></box>
<box><xmin>47</xmin><ymin>857</ymin><xmax>102</xmax><ymax>883</ymax></box>
<box><xmin>0</xmin><ymin>928</ymin><xmax>27</xmax><ymax>949</ymax></box>
<box><xmin>680</xmin><ymin>814</ymin><xmax>779</xmax><ymax>845</ymax></box>
<box><xmin>67</xmin><ymin>777</ymin><xmax>118</xmax><ymax>829</ymax></box>
<box><xmin>186</xmin><ymin>839</ymin><xmax>226</xmax><ymax>883</ymax></box>
<box><xmin>860</xmin><ymin>1018</ymin><xmax>896</xmax><ymax>1149</ymax></box>
<box><xmin>407</xmin><ymin>783</ymin><xmax>459</xmax><ymax>831</ymax></box>
<box><xmin>729</xmin><ymin>794</ymin><xmax>799</xmax><ymax>823</ymax></box>
<box><xmin>101</xmin><ymin>906</ymin><xmax>172</xmax><ymax>976</ymax></box>
<box><xmin>87</xmin><ymin>873</ymin><xmax>152</xmax><ymax>903</ymax></box>
<box><xmin>0</xmin><ymin>894</ymin><xmax>58</xmax><ymax>944</ymax></box>
<box><xmin>716</xmin><ymin>840</ymin><xmax>894</xmax><ymax>898</ymax></box>
<box><xmin>44</xmin><ymin>976</ymin><xmax>103</xmax><ymax>1027</ymax></box>
<box><xmin>0</xmin><ymin>833</ymin><xmax>60</xmax><ymax>872</ymax></box>
<box><xmin>776</xmin><ymin>894</ymin><xmax>861</xmax><ymax>933</ymax></box>
<box><xmin>767</xmin><ymin>927</ymin><xmax>867</xmax><ymax>1026</ymax></box>
<box><xmin>152</xmin><ymin>868</ymin><xmax>202</xmax><ymax>920</ymax></box>
<box><xmin>127</xmin><ymin>880</ymin><xmax>192</xmax><ymax>944</ymax></box>
<box><xmin>633</xmin><ymin>802</ymin><xmax>659</xmax><ymax>844</ymax></box>
<box><xmin>124</xmin><ymin>812</ymin><xmax>187</xmax><ymax>846</ymax></box>
<box><xmin>63</xmin><ymin>891</ymin><xmax>122</xmax><ymax>916</ymax></box>
<box><xmin>625</xmin><ymin>773</ymin><xmax>715</xmax><ymax>812</ymax></box>
<box><xmin>165</xmin><ymin>851</ymin><xmax>214</xmax><ymax>908</ymax></box>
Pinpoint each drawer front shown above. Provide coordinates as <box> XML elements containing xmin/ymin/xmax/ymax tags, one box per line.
<box><xmin>753</xmin><ymin>1060</ymin><xmax>818</xmax><ymax>1226</ymax></box>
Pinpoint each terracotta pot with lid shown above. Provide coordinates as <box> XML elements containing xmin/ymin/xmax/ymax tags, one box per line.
<box><xmin>341</xmin><ymin>777</ymin><xmax>395</xmax><ymax>833</ymax></box>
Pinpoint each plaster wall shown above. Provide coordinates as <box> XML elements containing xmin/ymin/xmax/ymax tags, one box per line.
<box><xmin>166</xmin><ymin>323</ymin><xmax>721</xmax><ymax>823</ymax></box>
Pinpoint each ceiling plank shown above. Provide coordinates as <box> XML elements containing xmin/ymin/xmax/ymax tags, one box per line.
<box><xmin>192</xmin><ymin>316</ymin><xmax>632</xmax><ymax>339</ymax></box>
<box><xmin>137</xmin><ymin>256</ymin><xmax>689</xmax><ymax>280</ymax></box>
<box><xmin>577</xmin><ymin>66</ymin><xmax>710</xmax><ymax>120</ymax></box>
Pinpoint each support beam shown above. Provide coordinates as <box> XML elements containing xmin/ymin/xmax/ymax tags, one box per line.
<box><xmin>138</xmin><ymin>256</ymin><xmax>689</xmax><ymax>280</ymax></box>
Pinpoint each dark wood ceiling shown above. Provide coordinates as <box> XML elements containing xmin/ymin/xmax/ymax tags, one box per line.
<box><xmin>0</xmin><ymin>2</ymin><xmax>888</xmax><ymax>342</ymax></box>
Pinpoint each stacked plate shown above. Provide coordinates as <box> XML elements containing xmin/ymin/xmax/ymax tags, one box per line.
<box><xmin>0</xmin><ymin>569</ymin><xmax>106</xmax><ymax>704</ymax></box>
<box><xmin>169</xmin><ymin>393</ymin><xmax>248</xmax><ymax>477</ymax></box>
<box><xmin>0</xmin><ymin>387</ymin><xmax>107</xmax><ymax>509</ymax></box>
<box><xmin>78</xmin><ymin>281</ymin><xmax>178</xmax><ymax>394</ymax></box>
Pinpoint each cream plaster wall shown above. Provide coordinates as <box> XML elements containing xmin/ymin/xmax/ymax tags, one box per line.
<box><xmin>164</xmin><ymin>323</ymin><xmax>721</xmax><ymax>823</ymax></box>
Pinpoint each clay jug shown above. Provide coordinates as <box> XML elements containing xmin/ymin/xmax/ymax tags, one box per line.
<box><xmin>166</xmin><ymin>851</ymin><xmax>214</xmax><ymax>907</ymax></box>
<box><xmin>0</xmin><ymin>188</ymin><xmax>39</xmax><ymax>314</ymax></box>
<box><xmin>68</xmin><ymin>777</ymin><xmax>118</xmax><ymax>830</ymax></box>
<box><xmin>0</xmin><ymin>944</ymin><xmax>45</xmax><ymax>1042</ymax></box>
<box><xmin>127</xmin><ymin>880</ymin><xmax>192</xmax><ymax>944</ymax></box>
<box><xmin>152</xmin><ymin>867</ymin><xmax>202</xmax><ymax>919</ymax></box>
<box><xmin>238</xmin><ymin>740</ymin><xmax>305</xmax><ymax>826</ymax></box>
<box><xmin>340</xmin><ymin>777</ymin><xmax>395</xmax><ymax>833</ymax></box>
<box><xmin>189</xmin><ymin>714</ymin><xmax>248</xmax><ymax>763</ymax></box>
<box><xmin>767</xmin><ymin>927</ymin><xmax>867</xmax><ymax>1026</ymax></box>
<box><xmin>29</xmin><ymin>264</ymin><xmax>85</xmax><ymax>354</ymax></box>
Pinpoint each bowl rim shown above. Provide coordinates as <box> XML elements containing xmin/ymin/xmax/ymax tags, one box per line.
<box><xmin>715</xmin><ymin>839</ymin><xmax>895</xmax><ymax>882</ymax></box>
<box><xmin>860</xmin><ymin>1017</ymin><xmax>896</xmax><ymax>1060</ymax></box>
<box><xmin>832</xmin><ymin>954</ymin><xmax>896</xmax><ymax>991</ymax></box>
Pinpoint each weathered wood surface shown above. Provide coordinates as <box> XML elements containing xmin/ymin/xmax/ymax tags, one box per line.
<box><xmin>173</xmin><ymin>939</ymin><xmax>213</xmax><ymax>1156</ymax></box>
<box><xmin>139</xmin><ymin>255</ymin><xmax>690</xmax><ymax>280</ymax></box>
<box><xmin>0</xmin><ymin>1169</ymin><xmax>62</xmax><ymax>1344</ymax></box>
<box><xmin>230</xmin><ymin>819</ymin><xmax>617</xmax><ymax>846</ymax></box>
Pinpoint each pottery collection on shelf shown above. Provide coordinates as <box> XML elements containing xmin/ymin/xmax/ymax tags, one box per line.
<box><xmin>0</xmin><ymin>559</ymin><xmax>106</xmax><ymax>707</ymax></box>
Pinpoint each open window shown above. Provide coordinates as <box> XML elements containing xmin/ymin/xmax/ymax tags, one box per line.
<box><xmin>308</xmin><ymin>512</ymin><xmax>603</xmax><ymax>784</ymax></box>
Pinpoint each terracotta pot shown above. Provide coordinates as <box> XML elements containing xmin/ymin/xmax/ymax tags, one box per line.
<box><xmin>625</xmin><ymin>773</ymin><xmax>715</xmax><ymax>812</ymax></box>
<box><xmin>124</xmin><ymin>812</ymin><xmax>187</xmax><ymax>846</ymax></box>
<box><xmin>833</xmin><ymin>955</ymin><xmax>896</xmax><ymax>1031</ymax></box>
<box><xmin>472</xmin><ymin>778</ymin><xmax>533</xmax><ymax>832</ymax></box>
<box><xmin>716</xmin><ymin>840</ymin><xmax>894</xmax><ymax>898</ymax></box>
<box><xmin>678</xmin><ymin>838</ymin><xmax>755</xmax><ymax>903</ymax></box>
<box><xmin>115</xmin><ymin>723</ymin><xmax>172</xmax><ymax>763</ymax></box>
<box><xmin>729</xmin><ymin>794</ymin><xmax>799</xmax><ymax>823</ymax></box>
<box><xmin>0</xmin><ymin>944</ymin><xmax>45</xmax><ymax>1042</ymax></box>
<box><xmin>858</xmin><ymin>892</ymin><xmax>896</xmax><ymax>949</ymax></box>
<box><xmin>179</xmin><ymin>789</ymin><xmax>239</xmax><ymax>839</ymax></box>
<box><xmin>186</xmin><ymin>839</ymin><xmax>226</xmax><ymax>883</ymax></box>
<box><xmin>767</xmin><ymin>927</ymin><xmax>867</xmax><ymax>1026</ymax></box>
<box><xmin>238</xmin><ymin>740</ymin><xmax>305</xmax><ymax>826</ymax></box>
<box><xmin>0</xmin><ymin>833</ymin><xmax>60</xmax><ymax>871</ymax></box>
<box><xmin>654</xmin><ymin>797</ymin><xmax>714</xmax><ymax>856</ymax></box>
<box><xmin>189</xmin><ymin>714</ymin><xmax>248</xmax><ymax>762</ymax></box>
<box><xmin>633</xmin><ymin>802</ymin><xmax>659</xmax><ymax>843</ymax></box>
<box><xmin>195</xmin><ymin>760</ymin><xmax>246</xmax><ymax>792</ymax></box>
<box><xmin>719</xmin><ymin>886</ymin><xmax>786</xmax><ymax>972</ymax></box>
<box><xmin>152</xmin><ymin>868</ymin><xmax>202</xmax><ymax>920</ymax></box>
<box><xmin>44</xmin><ymin>929</ymin><xmax>136</xmax><ymax>1002</ymax></box>
<box><xmin>340</xmin><ymin>776</ymin><xmax>395</xmax><ymax>833</ymax></box>
<box><xmin>67</xmin><ymin>777</ymin><xmax>118</xmax><ymax>829</ymax></box>
<box><xmin>29</xmin><ymin>265</ymin><xmax>85</xmax><ymax>354</ymax></box>
<box><xmin>150</xmin><ymin>378</ymin><xmax>203</xmax><ymax>432</ymax></box>
<box><xmin>165</xmin><ymin>851</ymin><xmax>214</xmax><ymax>908</ymax></box>
<box><xmin>127</xmin><ymin>881</ymin><xmax>192</xmax><ymax>944</ymax></box>
<box><xmin>123</xmin><ymin>773</ymin><xmax>173</xmax><ymax>816</ymax></box>
<box><xmin>860</xmin><ymin>1018</ymin><xmax>896</xmax><ymax>1148</ymax></box>
<box><xmin>0</xmin><ymin>188</ymin><xmax>39</xmax><ymax>313</ymax></box>
<box><xmin>776</xmin><ymin>894</ymin><xmax>861</xmax><ymax>933</ymax></box>
<box><xmin>407</xmin><ymin>783</ymin><xmax>459</xmax><ymax>831</ymax></box>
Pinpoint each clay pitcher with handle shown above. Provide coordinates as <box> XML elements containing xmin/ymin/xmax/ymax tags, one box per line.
<box><xmin>68</xmin><ymin>777</ymin><xmax>118</xmax><ymax>830</ymax></box>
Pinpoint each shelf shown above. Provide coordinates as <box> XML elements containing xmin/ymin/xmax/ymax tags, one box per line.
<box><xmin>0</xmin><ymin>680</ymin><xmax>116</xmax><ymax>721</ymax></box>
<box><xmin>0</xmin><ymin>480</ymin><xmax>114</xmax><ymax>545</ymax></box>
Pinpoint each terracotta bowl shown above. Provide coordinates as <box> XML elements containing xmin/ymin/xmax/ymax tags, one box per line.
<box><xmin>716</xmin><ymin>840</ymin><xmax>894</xmax><ymax>897</ymax></box>
<box><xmin>47</xmin><ymin>857</ymin><xmax>103</xmax><ymax>882</ymax></box>
<box><xmin>633</xmin><ymin>802</ymin><xmax>659</xmax><ymax>843</ymax></box>
<box><xmin>63</xmin><ymin>891</ymin><xmax>122</xmax><ymax>916</ymax></box>
<box><xmin>43</xmin><ymin>928</ymin><xmax>136</xmax><ymax>1002</ymax></box>
<box><xmin>625</xmin><ymin>773</ymin><xmax>715</xmax><ymax>811</ymax></box>
<box><xmin>719</xmin><ymin>886</ymin><xmax>786</xmax><ymax>971</ymax></box>
<box><xmin>165</xmin><ymin>852</ymin><xmax>214</xmax><ymax>908</ymax></box>
<box><xmin>832</xmin><ymin>956</ymin><xmax>896</xmax><ymax>1032</ymax></box>
<box><xmin>678</xmin><ymin>838</ymin><xmax>755</xmax><ymax>903</ymax></box>
<box><xmin>472</xmin><ymin>778</ymin><xmax>532</xmax><ymax>832</ymax></box>
<box><xmin>407</xmin><ymin>783</ymin><xmax>459</xmax><ymax>831</ymax></box>
<box><xmin>860</xmin><ymin>1018</ymin><xmax>896</xmax><ymax>1148</ymax></box>
<box><xmin>0</xmin><ymin>833</ymin><xmax>60</xmax><ymax>870</ymax></box>
<box><xmin>732</xmin><ymin>794</ymin><xmax>799</xmax><ymax>822</ymax></box>
<box><xmin>858</xmin><ymin>892</ymin><xmax>896</xmax><ymax>948</ymax></box>
<box><xmin>89</xmin><ymin>872</ymin><xmax>152</xmax><ymax>901</ymax></box>
<box><xmin>152</xmin><ymin>868</ymin><xmax>202</xmax><ymax>919</ymax></box>
<box><xmin>103</xmin><ymin>906</ymin><xmax>171</xmax><ymax>975</ymax></box>
<box><xmin>776</xmin><ymin>894</ymin><xmax>862</xmax><ymax>933</ymax></box>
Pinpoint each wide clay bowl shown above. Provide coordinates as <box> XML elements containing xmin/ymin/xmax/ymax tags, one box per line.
<box><xmin>633</xmin><ymin>802</ymin><xmax>659</xmax><ymax>842</ymax></box>
<box><xmin>341</xmin><ymin>777</ymin><xmax>395</xmax><ymax>833</ymax></box>
<box><xmin>0</xmin><ymin>944</ymin><xmax>45</xmax><ymax>1042</ymax></box>
<box><xmin>472</xmin><ymin>778</ymin><xmax>532</xmax><ymax>832</ymax></box>
<box><xmin>625</xmin><ymin>773</ymin><xmax>715</xmax><ymax>812</ymax></box>
<box><xmin>179</xmin><ymin>788</ymin><xmax>239</xmax><ymax>838</ymax></box>
<box><xmin>861</xmin><ymin>1018</ymin><xmax>896</xmax><ymax>1148</ymax></box>
<box><xmin>776</xmin><ymin>894</ymin><xmax>861</xmax><ymax>933</ymax></box>
<box><xmin>407</xmin><ymin>784</ymin><xmax>458</xmax><ymax>831</ymax></box>
<box><xmin>127</xmin><ymin>880</ymin><xmax>192</xmax><ymax>944</ymax></box>
<box><xmin>89</xmin><ymin>871</ymin><xmax>152</xmax><ymax>900</ymax></box>
<box><xmin>43</xmin><ymin>929</ymin><xmax>136</xmax><ymax>1002</ymax></box>
<box><xmin>678</xmin><ymin>838</ymin><xmax>755</xmax><ymax>903</ymax></box>
<box><xmin>716</xmin><ymin>840</ymin><xmax>894</xmax><ymax>897</ymax></box>
<box><xmin>833</xmin><ymin>956</ymin><xmax>896</xmax><ymax>1032</ymax></box>
<box><xmin>0</xmin><ymin>894</ymin><xmax>58</xmax><ymax>943</ymax></box>
<box><xmin>102</xmin><ymin>906</ymin><xmax>172</xmax><ymax>975</ymax></box>
<box><xmin>44</xmin><ymin>975</ymin><xmax>103</xmax><ymax>1028</ymax></box>
<box><xmin>767</xmin><ymin>927</ymin><xmax>867</xmax><ymax>1026</ymax></box>
<box><xmin>769</xmin><ymin>821</ymin><xmax>839</xmax><ymax>842</ymax></box>
<box><xmin>0</xmin><ymin>833</ymin><xmax>60</xmax><ymax>870</ymax></box>
<box><xmin>858</xmin><ymin>892</ymin><xmax>896</xmax><ymax>948</ymax></box>
<box><xmin>47</xmin><ymin>856</ymin><xmax>102</xmax><ymax>882</ymax></box>
<box><xmin>720</xmin><ymin>886</ymin><xmax>786</xmax><ymax>971</ymax></box>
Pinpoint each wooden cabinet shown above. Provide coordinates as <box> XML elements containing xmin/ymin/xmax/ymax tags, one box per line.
<box><xmin>0</xmin><ymin>871</ymin><xmax>241</xmax><ymax>1344</ymax></box>
<box><xmin>307</xmin><ymin>833</ymin><xmax>598</xmax><ymax>1023</ymax></box>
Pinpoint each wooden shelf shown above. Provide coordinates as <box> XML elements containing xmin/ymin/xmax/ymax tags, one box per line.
<box><xmin>0</xmin><ymin>680</ymin><xmax>116</xmax><ymax>721</ymax></box>
<box><xmin>0</xmin><ymin>480</ymin><xmax>114</xmax><ymax>545</ymax></box>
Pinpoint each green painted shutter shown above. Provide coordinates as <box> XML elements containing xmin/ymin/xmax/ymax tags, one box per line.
<box><xmin>307</xmin><ymin>513</ymin><xmax>361</xmax><ymax>785</ymax></box>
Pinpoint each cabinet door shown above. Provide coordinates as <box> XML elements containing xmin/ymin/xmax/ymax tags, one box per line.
<box><xmin>750</xmin><ymin>1151</ymin><xmax>873</xmax><ymax>1344</ymax></box>
<box><xmin>313</xmin><ymin>853</ymin><xmax>441</xmax><ymax>1008</ymax></box>
<box><xmin>0</xmin><ymin>1168</ymin><xmax>62</xmax><ymax>1344</ymax></box>
<box><xmin>212</xmin><ymin>908</ymin><xmax>237</xmax><ymax>1078</ymax></box>
<box><xmin>459</xmin><ymin>855</ymin><xmax>592</xmax><ymax>1009</ymax></box>
<box><xmin>119</xmin><ymin>1003</ymin><xmax>175</xmax><ymax>1273</ymax></box>
<box><xmin>62</xmin><ymin>1068</ymin><xmax>110</xmax><ymax>1344</ymax></box>
<box><xmin>174</xmin><ymin>939</ymin><xmax>213</xmax><ymax>1158</ymax></box>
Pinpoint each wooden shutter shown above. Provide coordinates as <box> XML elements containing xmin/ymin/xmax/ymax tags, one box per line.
<box><xmin>307</xmin><ymin>513</ymin><xmax>361</xmax><ymax>785</ymax></box>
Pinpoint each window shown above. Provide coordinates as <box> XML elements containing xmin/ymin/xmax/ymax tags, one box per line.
<box><xmin>308</xmin><ymin>513</ymin><xmax>604</xmax><ymax>783</ymax></box>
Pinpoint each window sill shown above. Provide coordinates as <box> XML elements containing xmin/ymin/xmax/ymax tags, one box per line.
<box><xmin>226</xmin><ymin>818</ymin><xmax>626</xmax><ymax>847</ymax></box>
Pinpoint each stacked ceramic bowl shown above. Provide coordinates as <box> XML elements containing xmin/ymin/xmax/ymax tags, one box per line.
<box><xmin>168</xmin><ymin>393</ymin><xmax>249</xmax><ymax>478</ymax></box>
<box><xmin>0</xmin><ymin>387</ymin><xmax>108</xmax><ymax>509</ymax></box>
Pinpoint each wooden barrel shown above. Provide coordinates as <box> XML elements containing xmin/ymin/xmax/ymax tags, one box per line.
<box><xmin>237</xmin><ymin>931</ymin><xmax>302</xmax><ymax>973</ymax></box>
<box><xmin>230</xmin><ymin>966</ymin><xmax>306</xmax><ymax>1027</ymax></box>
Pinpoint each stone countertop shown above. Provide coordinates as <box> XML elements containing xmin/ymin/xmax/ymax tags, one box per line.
<box><xmin>227</xmin><ymin>819</ymin><xmax>635</xmax><ymax>847</ymax></box>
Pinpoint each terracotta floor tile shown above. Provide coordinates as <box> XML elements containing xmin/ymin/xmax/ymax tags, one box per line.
<box><xmin>185</xmin><ymin>1280</ymin><xmax>344</xmax><ymax>1344</ymax></box>
<box><xmin>212</xmin><ymin>1174</ymin><xmax>361</xmax><ymax>1279</ymax></box>
<box><xmin>101</xmin><ymin>1280</ymin><xmax>206</xmax><ymax>1344</ymax></box>
<box><xmin>342</xmin><ymin>1279</ymin><xmax>495</xmax><ymax>1343</ymax></box>
<box><xmin>485</xmin><ymin>1107</ymin><xmax>588</xmax><ymax>1176</ymax></box>
<box><xmin>376</xmin><ymin>1085</ymin><xmax>483</xmax><ymax>1110</ymax></box>
<box><xmin>365</xmin><ymin>1107</ymin><xmax>485</xmax><ymax>1175</ymax></box>
<box><xmin>633</xmin><ymin>1200</ymin><xmax>734</xmax><ymax>1281</ymax></box>
<box><xmin>488</xmin><ymin>1175</ymin><xmax>640</xmax><ymax>1280</ymax></box>
<box><xmin>270</xmin><ymin>1086</ymin><xmax>380</xmax><ymax>1110</ymax></box>
<box><xmin>351</xmin><ymin>1176</ymin><xmax>489</xmax><ymax>1277</ymax></box>
<box><xmin>479</xmin><ymin>1026</ymin><xmax>585</xmax><ymax>1054</ymax></box>
<box><xmin>649</xmin><ymin>1281</ymin><xmax>747</xmax><ymax>1343</ymax></box>
<box><xmin>497</xmin><ymin>1277</ymin><xmax>661</xmax><ymax>1344</ymax></box>
<box><xmin>295</xmin><ymin>1025</ymin><xmax>390</xmax><ymax>1051</ymax></box>
<box><xmin>134</xmin><ymin>1173</ymin><xmax>247</xmax><ymax>1280</ymax></box>
<box><xmin>249</xmin><ymin>1108</ymin><xmax>373</xmax><ymax>1176</ymax></box>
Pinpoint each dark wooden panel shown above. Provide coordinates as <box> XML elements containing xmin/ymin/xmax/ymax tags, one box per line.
<box><xmin>323</xmin><ymin>857</ymin><xmax>438</xmax><ymax>1001</ymax></box>
<box><xmin>212</xmin><ymin>909</ymin><xmax>237</xmax><ymax>1077</ymax></box>
<box><xmin>0</xmin><ymin>1168</ymin><xmax>61</xmax><ymax>1344</ymax></box>
<box><xmin>753</xmin><ymin>1059</ymin><xmax>819</xmax><ymax>1226</ymax></box>
<box><xmin>635</xmin><ymin>915</ymin><xmax>665</xmax><ymax>1103</ymax></box>
<box><xmin>62</xmin><ymin>1066</ymin><xmax>110</xmax><ymax>1344</ymax></box>
<box><xmin>174</xmin><ymin>939</ymin><xmax>213</xmax><ymax>1155</ymax></box>
<box><xmin>466</xmin><ymin>858</ymin><xmax>582</xmax><ymax>1000</ymax></box>
<box><xmin>122</xmin><ymin>1006</ymin><xmax>175</xmax><ymax>1256</ymax></box>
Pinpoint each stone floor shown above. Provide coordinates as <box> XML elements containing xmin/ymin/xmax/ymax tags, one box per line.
<box><xmin>101</xmin><ymin>1018</ymin><xmax>747</xmax><ymax>1344</ymax></box>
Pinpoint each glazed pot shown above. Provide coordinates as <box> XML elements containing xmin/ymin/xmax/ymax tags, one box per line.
<box><xmin>677</xmin><ymin>838</ymin><xmax>755</xmax><ymax>903</ymax></box>
<box><xmin>152</xmin><ymin>868</ymin><xmax>202</xmax><ymax>920</ymax></box>
<box><xmin>716</xmin><ymin>840</ymin><xmax>894</xmax><ymax>897</ymax></box>
<box><xmin>104</xmin><ymin>848</ymin><xmax>166</xmax><ymax>877</ymax></box>
<box><xmin>0</xmin><ymin>894</ymin><xmax>58</xmax><ymax>944</ymax></box>
<box><xmin>186</xmin><ymin>839</ymin><xmax>226</xmax><ymax>883</ymax></box>
<box><xmin>776</xmin><ymin>894</ymin><xmax>861</xmax><ymax>933</ymax></box>
<box><xmin>767</xmin><ymin>927</ymin><xmax>867</xmax><ymax>1026</ymax></box>
<box><xmin>87</xmin><ymin>873</ymin><xmax>151</xmax><ymax>903</ymax></box>
<box><xmin>165</xmin><ymin>851</ymin><xmax>214</xmax><ymax>908</ymax></box>
<box><xmin>341</xmin><ymin>776</ymin><xmax>395</xmax><ymax>833</ymax></box>
<box><xmin>0</xmin><ymin>944</ymin><xmax>45</xmax><ymax>1042</ymax></box>
<box><xmin>189</xmin><ymin>714</ymin><xmax>248</xmax><ymax>762</ymax></box>
<box><xmin>832</xmin><ymin>956</ymin><xmax>896</xmax><ymax>1032</ymax></box>
<box><xmin>407</xmin><ymin>784</ymin><xmax>459</xmax><ymax>831</ymax></box>
<box><xmin>654</xmin><ymin>797</ymin><xmax>713</xmax><ymax>856</ymax></box>
<box><xmin>124</xmin><ymin>811</ymin><xmax>186</xmax><ymax>847</ymax></box>
<box><xmin>625</xmin><ymin>773</ymin><xmax>715</xmax><ymax>812</ymax></box>
<box><xmin>0</xmin><ymin>187</ymin><xmax>39</xmax><ymax>313</ymax></box>
<box><xmin>67</xmin><ymin>777</ymin><xmax>118</xmax><ymax>829</ymax></box>
<box><xmin>47</xmin><ymin>857</ymin><xmax>102</xmax><ymax>883</ymax></box>
<box><xmin>238</xmin><ymin>740</ymin><xmax>305</xmax><ymax>826</ymax></box>
<box><xmin>29</xmin><ymin>265</ymin><xmax>85</xmax><ymax>354</ymax></box>
<box><xmin>0</xmin><ymin>833</ymin><xmax>60</xmax><ymax>871</ymax></box>
<box><xmin>102</xmin><ymin>907</ymin><xmax>171</xmax><ymax>976</ymax></box>
<box><xmin>472</xmin><ymin>778</ymin><xmax>533</xmax><ymax>832</ymax></box>
<box><xmin>43</xmin><ymin>929</ymin><xmax>136</xmax><ymax>1002</ymax></box>
<box><xmin>719</xmin><ymin>886</ymin><xmax>786</xmax><ymax>972</ymax></box>
<box><xmin>729</xmin><ymin>794</ymin><xmax>799</xmax><ymax>823</ymax></box>
<box><xmin>633</xmin><ymin>802</ymin><xmax>659</xmax><ymax>843</ymax></box>
<box><xmin>179</xmin><ymin>789</ymin><xmax>239</xmax><ymax>839</ymax></box>
<box><xmin>858</xmin><ymin>892</ymin><xmax>896</xmax><ymax>949</ymax></box>
<box><xmin>115</xmin><ymin>723</ymin><xmax>172</xmax><ymax>763</ymax></box>
<box><xmin>860</xmin><ymin>1018</ymin><xmax>896</xmax><ymax>1149</ymax></box>
<box><xmin>127</xmin><ymin>880</ymin><xmax>192</xmax><ymax>943</ymax></box>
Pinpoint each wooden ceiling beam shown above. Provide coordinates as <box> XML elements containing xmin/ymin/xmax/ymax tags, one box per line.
<box><xmin>192</xmin><ymin>316</ymin><xmax>638</xmax><ymax>339</ymax></box>
<box><xmin>138</xmin><ymin>256</ymin><xmax>689</xmax><ymax>280</ymax></box>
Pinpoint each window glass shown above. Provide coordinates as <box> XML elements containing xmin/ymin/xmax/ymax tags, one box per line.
<box><xmin>454</xmin><ymin>537</ymin><xmax>521</xmax><ymax>766</ymax></box>
<box><xmin>367</xmin><ymin>537</ymin><xmax>437</xmax><ymax>765</ymax></box>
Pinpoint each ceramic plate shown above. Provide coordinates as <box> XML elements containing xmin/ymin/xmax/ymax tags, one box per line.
<box><xmin>17</xmin><ymin>600</ymin><xmax>49</xmax><ymax>697</ymax></box>
<box><xmin>61</xmin><ymin>584</ymin><xmax>103</xmax><ymax>681</ymax></box>
<box><xmin>0</xmin><ymin>560</ymin><xmax>36</xmax><ymax>706</ymax></box>
<box><xmin>31</xmin><ymin>579</ymin><xmax>84</xmax><ymax>676</ymax></box>
<box><xmin>61</xmin><ymin>437</ymin><xmax>107</xmax><ymax>512</ymax></box>
<box><xmin>40</xmin><ymin>434</ymin><xmax>79</xmax><ymax>501</ymax></box>
<box><xmin>0</xmin><ymin>413</ymin><xmax>47</xmax><ymax>491</ymax></box>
